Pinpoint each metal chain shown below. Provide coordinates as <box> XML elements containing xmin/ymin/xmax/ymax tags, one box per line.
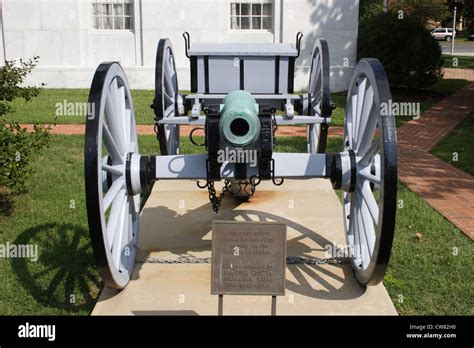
<box><xmin>142</xmin><ymin>256</ymin><xmax>212</xmax><ymax>264</ymax></box>
<box><xmin>230</xmin><ymin>176</ymin><xmax>261</xmax><ymax>198</ymax></box>
<box><xmin>206</xmin><ymin>179</ymin><xmax>230</xmax><ymax>213</ymax></box>
<box><xmin>286</xmin><ymin>255</ymin><xmax>350</xmax><ymax>265</ymax></box>
<box><xmin>139</xmin><ymin>255</ymin><xmax>349</xmax><ymax>265</ymax></box>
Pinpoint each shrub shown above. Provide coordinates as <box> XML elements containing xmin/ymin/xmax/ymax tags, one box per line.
<box><xmin>0</xmin><ymin>56</ymin><xmax>42</xmax><ymax>117</ymax></box>
<box><xmin>358</xmin><ymin>11</ymin><xmax>443</xmax><ymax>89</ymax></box>
<box><xmin>0</xmin><ymin>121</ymin><xmax>50</xmax><ymax>192</ymax></box>
<box><xmin>0</xmin><ymin>57</ymin><xmax>48</xmax><ymax>199</ymax></box>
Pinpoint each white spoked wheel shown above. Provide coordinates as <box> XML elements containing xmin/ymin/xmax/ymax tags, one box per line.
<box><xmin>153</xmin><ymin>39</ymin><xmax>181</xmax><ymax>156</ymax></box>
<box><xmin>305</xmin><ymin>38</ymin><xmax>332</xmax><ymax>154</ymax></box>
<box><xmin>341</xmin><ymin>59</ymin><xmax>397</xmax><ymax>286</ymax></box>
<box><xmin>85</xmin><ymin>62</ymin><xmax>150</xmax><ymax>289</ymax></box>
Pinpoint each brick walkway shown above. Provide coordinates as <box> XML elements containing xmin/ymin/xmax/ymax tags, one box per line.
<box><xmin>18</xmin><ymin>124</ymin><xmax>344</xmax><ymax>138</ymax></box>
<box><xmin>397</xmin><ymin>82</ymin><xmax>474</xmax><ymax>239</ymax></box>
<box><xmin>442</xmin><ymin>67</ymin><xmax>474</xmax><ymax>81</ymax></box>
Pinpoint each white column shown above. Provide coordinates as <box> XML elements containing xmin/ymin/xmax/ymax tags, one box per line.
<box><xmin>134</xmin><ymin>0</ymin><xmax>144</xmax><ymax>66</ymax></box>
<box><xmin>274</xmin><ymin>0</ymin><xmax>282</xmax><ymax>43</ymax></box>
<box><xmin>0</xmin><ymin>0</ymin><xmax>5</xmax><ymax>65</ymax></box>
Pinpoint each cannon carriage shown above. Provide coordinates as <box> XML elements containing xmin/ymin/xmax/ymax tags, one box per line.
<box><xmin>84</xmin><ymin>32</ymin><xmax>397</xmax><ymax>290</ymax></box>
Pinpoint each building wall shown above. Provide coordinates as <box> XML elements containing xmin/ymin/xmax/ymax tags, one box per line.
<box><xmin>1</xmin><ymin>0</ymin><xmax>359</xmax><ymax>92</ymax></box>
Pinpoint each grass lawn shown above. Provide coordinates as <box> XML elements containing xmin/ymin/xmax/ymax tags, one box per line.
<box><xmin>443</xmin><ymin>55</ymin><xmax>474</xmax><ymax>69</ymax></box>
<box><xmin>4</xmin><ymin>78</ymin><xmax>469</xmax><ymax>128</ymax></box>
<box><xmin>431</xmin><ymin>113</ymin><xmax>474</xmax><ymax>176</ymax></box>
<box><xmin>4</xmin><ymin>89</ymin><xmax>157</xmax><ymax>125</ymax></box>
<box><xmin>1</xmin><ymin>134</ymin><xmax>472</xmax><ymax>315</ymax></box>
<box><xmin>386</xmin><ymin>182</ymin><xmax>473</xmax><ymax>315</ymax></box>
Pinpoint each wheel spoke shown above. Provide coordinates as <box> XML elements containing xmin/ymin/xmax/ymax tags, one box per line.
<box><xmin>163</xmin><ymin>90</ymin><xmax>174</xmax><ymax>106</ymax></box>
<box><xmin>106</xmin><ymin>79</ymin><xmax>127</xmax><ymax>154</ymax></box>
<box><xmin>111</xmin><ymin>197</ymin><xmax>128</xmax><ymax>269</ymax></box>
<box><xmin>359</xmin><ymin>171</ymin><xmax>381</xmax><ymax>186</ymax></box>
<box><xmin>308</xmin><ymin>124</ymin><xmax>320</xmax><ymax>154</ymax></box>
<box><xmin>354</xmin><ymin>78</ymin><xmax>367</xmax><ymax>144</ymax></box>
<box><xmin>360</xmin><ymin>138</ymin><xmax>381</xmax><ymax>166</ymax></box>
<box><xmin>309</xmin><ymin>52</ymin><xmax>319</xmax><ymax>89</ymax></box>
<box><xmin>355</xmin><ymin>200</ymin><xmax>371</xmax><ymax>264</ymax></box>
<box><xmin>118</xmin><ymin>85</ymin><xmax>129</xmax><ymax>148</ymax></box>
<box><xmin>360</xmin><ymin>181</ymin><xmax>379</xmax><ymax>225</ymax></box>
<box><xmin>164</xmin><ymin>104</ymin><xmax>175</xmax><ymax>119</ymax></box>
<box><xmin>355</xmin><ymin>85</ymin><xmax>374</xmax><ymax>151</ymax></box>
<box><xmin>163</xmin><ymin>56</ymin><xmax>176</xmax><ymax>96</ymax></box>
<box><xmin>102</xmin><ymin>163</ymin><xmax>124</xmax><ymax>176</ymax></box>
<box><xmin>103</xmin><ymin>178</ymin><xmax>125</xmax><ymax>211</ymax></box>
<box><xmin>103</xmin><ymin>124</ymin><xmax>124</xmax><ymax>164</ymax></box>
<box><xmin>106</xmin><ymin>189</ymin><xmax>126</xmax><ymax>248</ymax></box>
<box><xmin>359</xmin><ymin>195</ymin><xmax>376</xmax><ymax>257</ymax></box>
<box><xmin>357</xmin><ymin>108</ymin><xmax>378</xmax><ymax>155</ymax></box>
<box><xmin>314</xmin><ymin>59</ymin><xmax>321</xmax><ymax>88</ymax></box>
<box><xmin>124</xmin><ymin>109</ymin><xmax>134</xmax><ymax>152</ymax></box>
<box><xmin>350</xmin><ymin>93</ymin><xmax>358</xmax><ymax>148</ymax></box>
<box><xmin>351</xmin><ymin>198</ymin><xmax>363</xmax><ymax>266</ymax></box>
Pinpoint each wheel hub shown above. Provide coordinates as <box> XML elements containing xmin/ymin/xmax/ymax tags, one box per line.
<box><xmin>125</xmin><ymin>154</ymin><xmax>153</xmax><ymax>196</ymax></box>
<box><xmin>330</xmin><ymin>150</ymin><xmax>356</xmax><ymax>192</ymax></box>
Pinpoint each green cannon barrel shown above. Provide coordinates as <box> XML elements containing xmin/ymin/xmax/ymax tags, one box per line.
<box><xmin>219</xmin><ymin>90</ymin><xmax>260</xmax><ymax>148</ymax></box>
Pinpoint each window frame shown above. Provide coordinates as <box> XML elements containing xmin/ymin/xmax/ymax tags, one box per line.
<box><xmin>91</xmin><ymin>0</ymin><xmax>135</xmax><ymax>31</ymax></box>
<box><xmin>229</xmin><ymin>0</ymin><xmax>274</xmax><ymax>33</ymax></box>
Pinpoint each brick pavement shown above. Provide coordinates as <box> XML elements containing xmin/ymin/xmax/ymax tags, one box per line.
<box><xmin>397</xmin><ymin>82</ymin><xmax>474</xmax><ymax>239</ymax></box>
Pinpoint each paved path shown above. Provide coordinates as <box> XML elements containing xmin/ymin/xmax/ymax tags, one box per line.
<box><xmin>19</xmin><ymin>123</ymin><xmax>344</xmax><ymax>138</ymax></box>
<box><xmin>441</xmin><ymin>42</ymin><xmax>474</xmax><ymax>57</ymax></box>
<box><xmin>443</xmin><ymin>67</ymin><xmax>474</xmax><ymax>81</ymax></box>
<box><xmin>397</xmin><ymin>82</ymin><xmax>474</xmax><ymax>239</ymax></box>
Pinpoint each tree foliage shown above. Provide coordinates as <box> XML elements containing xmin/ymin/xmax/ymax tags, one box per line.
<box><xmin>358</xmin><ymin>10</ymin><xmax>443</xmax><ymax>88</ymax></box>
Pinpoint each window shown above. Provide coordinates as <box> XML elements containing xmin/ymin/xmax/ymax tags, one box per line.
<box><xmin>230</xmin><ymin>1</ymin><xmax>273</xmax><ymax>30</ymax></box>
<box><xmin>92</xmin><ymin>1</ymin><xmax>134</xmax><ymax>30</ymax></box>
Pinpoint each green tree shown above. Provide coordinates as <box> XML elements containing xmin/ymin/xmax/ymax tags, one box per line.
<box><xmin>358</xmin><ymin>10</ymin><xmax>443</xmax><ymax>88</ymax></box>
<box><xmin>389</xmin><ymin>0</ymin><xmax>449</xmax><ymax>24</ymax></box>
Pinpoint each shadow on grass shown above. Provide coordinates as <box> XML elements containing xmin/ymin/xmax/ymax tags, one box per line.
<box><xmin>0</xmin><ymin>188</ymin><xmax>14</xmax><ymax>216</ymax></box>
<box><xmin>10</xmin><ymin>223</ymin><xmax>101</xmax><ymax>314</ymax></box>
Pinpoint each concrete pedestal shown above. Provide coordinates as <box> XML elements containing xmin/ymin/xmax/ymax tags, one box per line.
<box><xmin>92</xmin><ymin>179</ymin><xmax>397</xmax><ymax>315</ymax></box>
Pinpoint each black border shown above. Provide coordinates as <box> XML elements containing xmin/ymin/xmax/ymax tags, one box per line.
<box><xmin>0</xmin><ymin>316</ymin><xmax>471</xmax><ymax>346</ymax></box>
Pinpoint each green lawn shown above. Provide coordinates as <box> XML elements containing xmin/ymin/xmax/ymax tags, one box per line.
<box><xmin>443</xmin><ymin>55</ymin><xmax>474</xmax><ymax>69</ymax></box>
<box><xmin>386</xmin><ymin>182</ymin><xmax>473</xmax><ymax>315</ymax></box>
<box><xmin>0</xmin><ymin>134</ymin><xmax>472</xmax><ymax>315</ymax></box>
<box><xmin>4</xmin><ymin>89</ymin><xmax>157</xmax><ymax>125</ymax></box>
<box><xmin>4</xmin><ymin>78</ymin><xmax>469</xmax><ymax>128</ymax></box>
<box><xmin>431</xmin><ymin>113</ymin><xmax>474</xmax><ymax>176</ymax></box>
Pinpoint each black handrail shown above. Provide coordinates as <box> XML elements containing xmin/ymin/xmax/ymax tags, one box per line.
<box><xmin>183</xmin><ymin>32</ymin><xmax>191</xmax><ymax>58</ymax></box>
<box><xmin>295</xmin><ymin>32</ymin><xmax>303</xmax><ymax>59</ymax></box>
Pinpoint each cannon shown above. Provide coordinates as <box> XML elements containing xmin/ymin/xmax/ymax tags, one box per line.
<box><xmin>84</xmin><ymin>33</ymin><xmax>397</xmax><ymax>289</ymax></box>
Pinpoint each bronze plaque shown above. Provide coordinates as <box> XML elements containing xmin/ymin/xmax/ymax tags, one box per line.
<box><xmin>211</xmin><ymin>221</ymin><xmax>287</xmax><ymax>296</ymax></box>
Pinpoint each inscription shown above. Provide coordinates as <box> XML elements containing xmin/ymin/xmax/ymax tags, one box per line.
<box><xmin>211</xmin><ymin>221</ymin><xmax>286</xmax><ymax>295</ymax></box>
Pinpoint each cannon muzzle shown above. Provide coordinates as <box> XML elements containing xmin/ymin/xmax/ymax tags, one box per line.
<box><xmin>219</xmin><ymin>90</ymin><xmax>261</xmax><ymax>148</ymax></box>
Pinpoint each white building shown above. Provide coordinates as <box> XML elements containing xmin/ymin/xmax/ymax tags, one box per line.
<box><xmin>0</xmin><ymin>0</ymin><xmax>360</xmax><ymax>92</ymax></box>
